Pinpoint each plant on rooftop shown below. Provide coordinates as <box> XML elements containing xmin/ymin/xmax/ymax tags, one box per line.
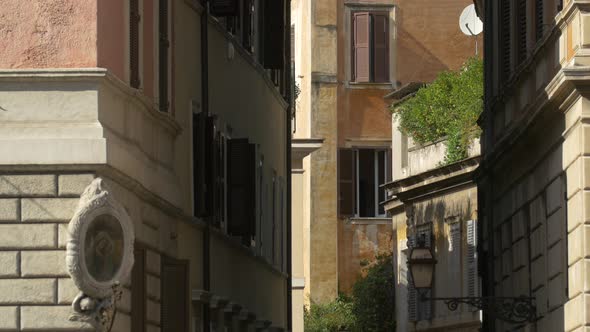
<box><xmin>391</xmin><ymin>57</ymin><xmax>483</xmax><ymax>164</ymax></box>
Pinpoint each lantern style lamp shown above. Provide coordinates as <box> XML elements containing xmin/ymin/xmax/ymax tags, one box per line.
<box><xmin>407</xmin><ymin>237</ymin><xmax>437</xmax><ymax>290</ymax></box>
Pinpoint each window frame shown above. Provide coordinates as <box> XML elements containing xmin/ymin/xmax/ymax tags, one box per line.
<box><xmin>345</xmin><ymin>4</ymin><xmax>395</xmax><ymax>88</ymax></box>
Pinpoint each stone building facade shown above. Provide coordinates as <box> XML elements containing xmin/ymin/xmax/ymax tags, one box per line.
<box><xmin>476</xmin><ymin>0</ymin><xmax>590</xmax><ymax>331</ymax></box>
<box><xmin>0</xmin><ymin>0</ymin><xmax>291</xmax><ymax>331</ymax></box>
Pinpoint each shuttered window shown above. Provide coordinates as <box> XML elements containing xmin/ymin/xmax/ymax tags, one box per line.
<box><xmin>131</xmin><ymin>245</ymin><xmax>146</xmax><ymax>332</ymax></box>
<box><xmin>161</xmin><ymin>257</ymin><xmax>189</xmax><ymax>332</ymax></box>
<box><xmin>242</xmin><ymin>0</ymin><xmax>254</xmax><ymax>52</ymax></box>
<box><xmin>352</xmin><ymin>11</ymin><xmax>389</xmax><ymax>83</ymax></box>
<box><xmin>466</xmin><ymin>220</ymin><xmax>478</xmax><ymax>299</ymax></box>
<box><xmin>338</xmin><ymin>149</ymin><xmax>355</xmax><ymax>217</ymax></box>
<box><xmin>262</xmin><ymin>0</ymin><xmax>285</xmax><ymax>70</ymax></box>
<box><xmin>408</xmin><ymin>223</ymin><xmax>433</xmax><ymax>321</ymax></box>
<box><xmin>500</xmin><ymin>0</ymin><xmax>511</xmax><ymax>82</ymax></box>
<box><xmin>130</xmin><ymin>0</ymin><xmax>141</xmax><ymax>88</ymax></box>
<box><xmin>159</xmin><ymin>0</ymin><xmax>170</xmax><ymax>112</ymax></box>
<box><xmin>210</xmin><ymin>0</ymin><xmax>239</xmax><ymax>16</ymax></box>
<box><xmin>516</xmin><ymin>0</ymin><xmax>527</xmax><ymax>65</ymax></box>
<box><xmin>227</xmin><ymin>138</ymin><xmax>256</xmax><ymax>246</ymax></box>
<box><xmin>535</xmin><ymin>0</ymin><xmax>543</xmax><ymax>41</ymax></box>
<box><xmin>193</xmin><ymin>113</ymin><xmax>215</xmax><ymax>217</ymax></box>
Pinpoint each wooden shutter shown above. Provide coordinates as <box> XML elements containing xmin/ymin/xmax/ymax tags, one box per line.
<box><xmin>242</xmin><ymin>0</ymin><xmax>254</xmax><ymax>52</ymax></box>
<box><xmin>227</xmin><ymin>139</ymin><xmax>256</xmax><ymax>245</ymax></box>
<box><xmin>353</xmin><ymin>12</ymin><xmax>370</xmax><ymax>82</ymax></box>
<box><xmin>193</xmin><ymin>113</ymin><xmax>214</xmax><ymax>217</ymax></box>
<box><xmin>130</xmin><ymin>0</ymin><xmax>141</xmax><ymax>88</ymax></box>
<box><xmin>159</xmin><ymin>0</ymin><xmax>170</xmax><ymax>112</ymax></box>
<box><xmin>338</xmin><ymin>149</ymin><xmax>355</xmax><ymax>217</ymax></box>
<box><xmin>210</xmin><ymin>0</ymin><xmax>239</xmax><ymax>16</ymax></box>
<box><xmin>262</xmin><ymin>0</ymin><xmax>285</xmax><ymax>69</ymax></box>
<box><xmin>466</xmin><ymin>220</ymin><xmax>478</xmax><ymax>299</ymax></box>
<box><xmin>535</xmin><ymin>0</ymin><xmax>543</xmax><ymax>41</ymax></box>
<box><xmin>500</xmin><ymin>0</ymin><xmax>511</xmax><ymax>82</ymax></box>
<box><xmin>161</xmin><ymin>257</ymin><xmax>189</xmax><ymax>332</ymax></box>
<box><xmin>516</xmin><ymin>0</ymin><xmax>527</xmax><ymax>64</ymax></box>
<box><xmin>131</xmin><ymin>245</ymin><xmax>146</xmax><ymax>332</ymax></box>
<box><xmin>372</xmin><ymin>13</ymin><xmax>389</xmax><ymax>83</ymax></box>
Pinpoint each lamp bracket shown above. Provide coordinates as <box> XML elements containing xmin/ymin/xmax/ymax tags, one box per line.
<box><xmin>419</xmin><ymin>293</ymin><xmax>535</xmax><ymax>324</ymax></box>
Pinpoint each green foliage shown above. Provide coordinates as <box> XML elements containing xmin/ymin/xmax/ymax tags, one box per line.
<box><xmin>304</xmin><ymin>296</ymin><xmax>356</xmax><ymax>332</ymax></box>
<box><xmin>392</xmin><ymin>57</ymin><xmax>483</xmax><ymax>164</ymax></box>
<box><xmin>351</xmin><ymin>254</ymin><xmax>395</xmax><ymax>332</ymax></box>
<box><xmin>303</xmin><ymin>255</ymin><xmax>395</xmax><ymax>332</ymax></box>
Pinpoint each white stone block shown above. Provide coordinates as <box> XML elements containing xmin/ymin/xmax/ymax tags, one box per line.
<box><xmin>58</xmin><ymin>223</ymin><xmax>70</xmax><ymax>249</ymax></box>
<box><xmin>58</xmin><ymin>174</ymin><xmax>95</xmax><ymax>196</ymax></box>
<box><xmin>147</xmin><ymin>275</ymin><xmax>161</xmax><ymax>300</ymax></box>
<box><xmin>0</xmin><ymin>224</ymin><xmax>56</xmax><ymax>249</ymax></box>
<box><xmin>146</xmin><ymin>249</ymin><xmax>161</xmax><ymax>276</ymax></box>
<box><xmin>57</xmin><ymin>278</ymin><xmax>79</xmax><ymax>304</ymax></box>
<box><xmin>110</xmin><ymin>312</ymin><xmax>131</xmax><ymax>332</ymax></box>
<box><xmin>147</xmin><ymin>299</ymin><xmax>161</xmax><ymax>325</ymax></box>
<box><xmin>0</xmin><ymin>175</ymin><xmax>55</xmax><ymax>197</ymax></box>
<box><xmin>21</xmin><ymin>250</ymin><xmax>68</xmax><ymax>277</ymax></box>
<box><xmin>0</xmin><ymin>279</ymin><xmax>55</xmax><ymax>304</ymax></box>
<box><xmin>0</xmin><ymin>199</ymin><xmax>18</xmax><ymax>222</ymax></box>
<box><xmin>0</xmin><ymin>251</ymin><xmax>18</xmax><ymax>277</ymax></box>
<box><xmin>21</xmin><ymin>198</ymin><xmax>78</xmax><ymax>222</ymax></box>
<box><xmin>0</xmin><ymin>306</ymin><xmax>18</xmax><ymax>330</ymax></box>
<box><xmin>20</xmin><ymin>306</ymin><xmax>94</xmax><ymax>331</ymax></box>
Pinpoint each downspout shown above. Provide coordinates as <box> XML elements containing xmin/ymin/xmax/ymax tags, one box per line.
<box><xmin>285</xmin><ymin>1</ymin><xmax>293</xmax><ymax>330</ymax></box>
<box><xmin>201</xmin><ymin>0</ymin><xmax>211</xmax><ymax>330</ymax></box>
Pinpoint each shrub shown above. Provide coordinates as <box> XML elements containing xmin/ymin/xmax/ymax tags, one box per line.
<box><xmin>304</xmin><ymin>296</ymin><xmax>357</xmax><ymax>332</ymax></box>
<box><xmin>351</xmin><ymin>254</ymin><xmax>395</xmax><ymax>332</ymax></box>
<box><xmin>392</xmin><ymin>57</ymin><xmax>483</xmax><ymax>164</ymax></box>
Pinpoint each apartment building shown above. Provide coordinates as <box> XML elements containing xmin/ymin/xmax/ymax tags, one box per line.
<box><xmin>0</xmin><ymin>0</ymin><xmax>291</xmax><ymax>331</ymax></box>
<box><xmin>475</xmin><ymin>0</ymin><xmax>590</xmax><ymax>331</ymax></box>
<box><xmin>381</xmin><ymin>0</ymin><xmax>480</xmax><ymax>331</ymax></box>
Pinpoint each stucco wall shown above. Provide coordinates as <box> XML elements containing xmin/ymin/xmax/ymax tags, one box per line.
<box><xmin>337</xmin><ymin>221</ymin><xmax>394</xmax><ymax>293</ymax></box>
<box><xmin>0</xmin><ymin>0</ymin><xmax>98</xmax><ymax>69</ymax></box>
<box><xmin>395</xmin><ymin>0</ymin><xmax>478</xmax><ymax>86</ymax></box>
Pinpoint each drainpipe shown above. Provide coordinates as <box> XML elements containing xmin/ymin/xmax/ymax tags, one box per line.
<box><xmin>285</xmin><ymin>1</ymin><xmax>293</xmax><ymax>330</ymax></box>
<box><xmin>201</xmin><ymin>0</ymin><xmax>211</xmax><ymax>330</ymax></box>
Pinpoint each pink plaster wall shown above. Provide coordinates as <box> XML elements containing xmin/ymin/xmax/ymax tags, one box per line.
<box><xmin>97</xmin><ymin>0</ymin><xmax>126</xmax><ymax>81</ymax></box>
<box><xmin>143</xmin><ymin>0</ymin><xmax>155</xmax><ymax>99</ymax></box>
<box><xmin>0</xmin><ymin>0</ymin><xmax>97</xmax><ymax>68</ymax></box>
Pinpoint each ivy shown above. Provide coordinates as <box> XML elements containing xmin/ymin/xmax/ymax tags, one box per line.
<box><xmin>391</xmin><ymin>57</ymin><xmax>483</xmax><ymax>164</ymax></box>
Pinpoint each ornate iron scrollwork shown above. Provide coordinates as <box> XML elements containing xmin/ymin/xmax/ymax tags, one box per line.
<box><xmin>420</xmin><ymin>294</ymin><xmax>536</xmax><ymax>324</ymax></box>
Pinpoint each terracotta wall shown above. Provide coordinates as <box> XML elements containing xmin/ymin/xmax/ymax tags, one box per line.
<box><xmin>97</xmin><ymin>0</ymin><xmax>127</xmax><ymax>82</ymax></box>
<box><xmin>0</xmin><ymin>0</ymin><xmax>97</xmax><ymax>68</ymax></box>
<box><xmin>395</xmin><ymin>0</ymin><xmax>479</xmax><ymax>85</ymax></box>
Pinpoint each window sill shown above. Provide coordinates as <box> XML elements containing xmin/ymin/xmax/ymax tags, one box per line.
<box><xmin>346</xmin><ymin>81</ymin><xmax>395</xmax><ymax>89</ymax></box>
<box><xmin>345</xmin><ymin>217</ymin><xmax>391</xmax><ymax>225</ymax></box>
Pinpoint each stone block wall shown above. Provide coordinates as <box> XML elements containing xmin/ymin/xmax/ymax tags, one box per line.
<box><xmin>0</xmin><ymin>173</ymin><xmax>95</xmax><ymax>331</ymax></box>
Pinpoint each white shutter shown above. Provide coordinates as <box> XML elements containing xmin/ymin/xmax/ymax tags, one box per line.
<box><xmin>466</xmin><ymin>220</ymin><xmax>478</xmax><ymax>299</ymax></box>
<box><xmin>407</xmin><ymin>234</ymin><xmax>417</xmax><ymax>321</ymax></box>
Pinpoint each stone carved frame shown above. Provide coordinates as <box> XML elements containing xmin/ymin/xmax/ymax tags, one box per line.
<box><xmin>66</xmin><ymin>178</ymin><xmax>135</xmax><ymax>299</ymax></box>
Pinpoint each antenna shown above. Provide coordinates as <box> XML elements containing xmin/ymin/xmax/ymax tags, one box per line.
<box><xmin>459</xmin><ymin>4</ymin><xmax>483</xmax><ymax>56</ymax></box>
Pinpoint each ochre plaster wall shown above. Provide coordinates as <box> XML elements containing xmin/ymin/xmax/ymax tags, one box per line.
<box><xmin>337</xmin><ymin>222</ymin><xmax>394</xmax><ymax>293</ymax></box>
<box><xmin>0</xmin><ymin>0</ymin><xmax>97</xmax><ymax>69</ymax></box>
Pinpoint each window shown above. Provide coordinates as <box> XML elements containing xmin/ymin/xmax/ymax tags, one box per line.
<box><xmin>500</xmin><ymin>0</ymin><xmax>511</xmax><ymax>82</ymax></box>
<box><xmin>408</xmin><ymin>223</ymin><xmax>433</xmax><ymax>321</ymax></box>
<box><xmin>159</xmin><ymin>0</ymin><xmax>170</xmax><ymax>112</ymax></box>
<box><xmin>130</xmin><ymin>0</ymin><xmax>141</xmax><ymax>88</ymax></box>
<box><xmin>516</xmin><ymin>0</ymin><xmax>527</xmax><ymax>65</ymax></box>
<box><xmin>338</xmin><ymin>148</ymin><xmax>391</xmax><ymax>218</ymax></box>
<box><xmin>227</xmin><ymin>138</ymin><xmax>256</xmax><ymax>246</ymax></box>
<box><xmin>161</xmin><ymin>257</ymin><xmax>189</xmax><ymax>332</ymax></box>
<box><xmin>352</xmin><ymin>11</ymin><xmax>389</xmax><ymax>83</ymax></box>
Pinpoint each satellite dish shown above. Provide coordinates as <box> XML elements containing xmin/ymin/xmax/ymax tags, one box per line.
<box><xmin>459</xmin><ymin>4</ymin><xmax>483</xmax><ymax>36</ymax></box>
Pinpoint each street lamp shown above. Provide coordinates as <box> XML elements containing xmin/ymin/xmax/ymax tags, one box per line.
<box><xmin>407</xmin><ymin>238</ymin><xmax>536</xmax><ymax>324</ymax></box>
